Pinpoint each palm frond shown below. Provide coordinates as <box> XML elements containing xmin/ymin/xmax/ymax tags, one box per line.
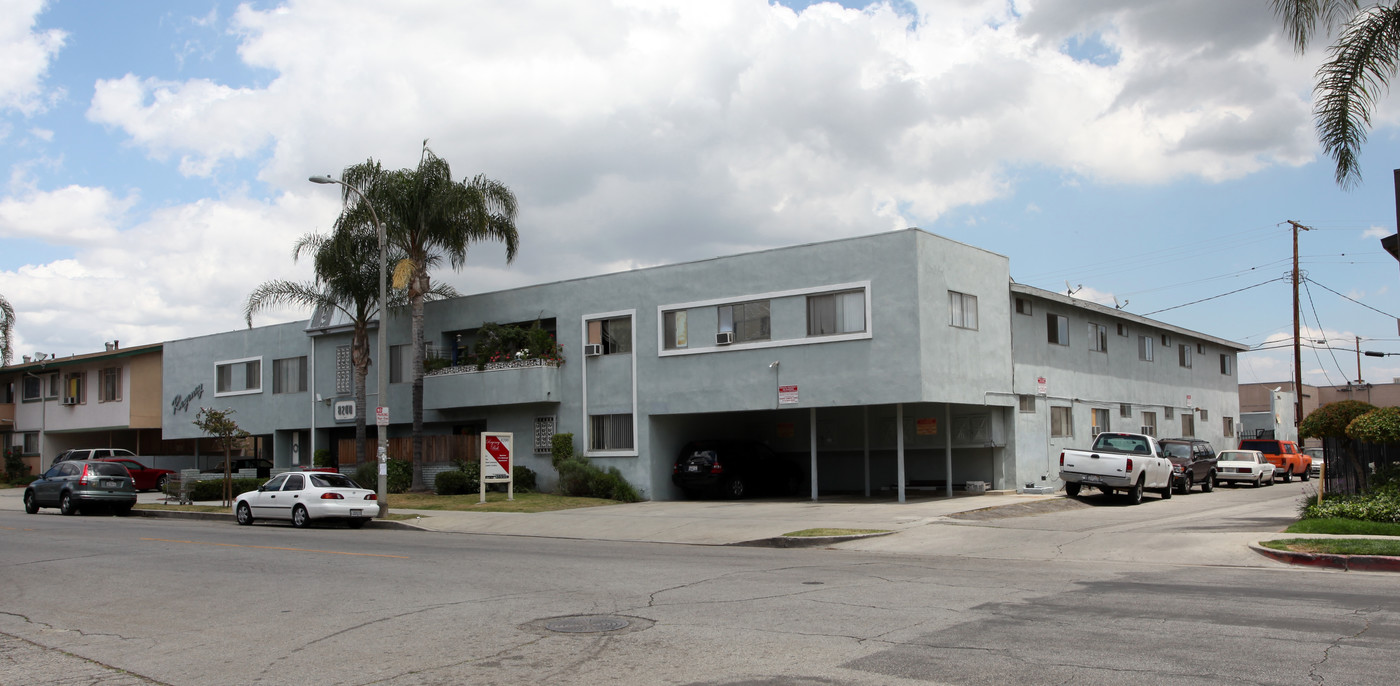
<box><xmin>243</xmin><ymin>280</ymin><xmax>337</xmax><ymax>327</ymax></box>
<box><xmin>1273</xmin><ymin>1</ymin><xmax>1363</xmax><ymax>53</ymax></box>
<box><xmin>1313</xmin><ymin>5</ymin><xmax>1400</xmax><ymax>188</ymax></box>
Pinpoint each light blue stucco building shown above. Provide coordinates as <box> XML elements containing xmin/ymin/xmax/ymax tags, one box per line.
<box><xmin>158</xmin><ymin>229</ymin><xmax>1246</xmax><ymax>500</ymax></box>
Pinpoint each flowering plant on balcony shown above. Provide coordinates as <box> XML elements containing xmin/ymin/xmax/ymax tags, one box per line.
<box><xmin>450</xmin><ymin>321</ymin><xmax>565</xmax><ymax>372</ymax></box>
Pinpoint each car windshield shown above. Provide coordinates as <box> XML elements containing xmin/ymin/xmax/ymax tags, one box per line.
<box><xmin>1217</xmin><ymin>452</ymin><xmax>1248</xmax><ymax>461</ymax></box>
<box><xmin>310</xmin><ymin>473</ymin><xmax>360</xmax><ymax>489</ymax></box>
<box><xmin>1160</xmin><ymin>443</ymin><xmax>1191</xmax><ymax>458</ymax></box>
<box><xmin>1240</xmin><ymin>440</ymin><xmax>1279</xmax><ymax>453</ymax></box>
<box><xmin>87</xmin><ymin>463</ymin><xmax>129</xmax><ymax>477</ymax></box>
<box><xmin>1091</xmin><ymin>435</ymin><xmax>1149</xmax><ymax>453</ymax></box>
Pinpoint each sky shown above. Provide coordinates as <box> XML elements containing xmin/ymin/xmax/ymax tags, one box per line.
<box><xmin>3</xmin><ymin>0</ymin><xmax>1400</xmax><ymax>389</ymax></box>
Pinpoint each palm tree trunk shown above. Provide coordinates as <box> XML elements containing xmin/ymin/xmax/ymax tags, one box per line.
<box><xmin>410</xmin><ymin>275</ymin><xmax>426</xmax><ymax>491</ymax></box>
<box><xmin>352</xmin><ymin>325</ymin><xmax>370</xmax><ymax>469</ymax></box>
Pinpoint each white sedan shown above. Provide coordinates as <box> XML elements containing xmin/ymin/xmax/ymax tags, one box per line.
<box><xmin>1214</xmin><ymin>450</ymin><xmax>1275</xmax><ymax>488</ymax></box>
<box><xmin>234</xmin><ymin>471</ymin><xmax>379</xmax><ymax>528</ymax></box>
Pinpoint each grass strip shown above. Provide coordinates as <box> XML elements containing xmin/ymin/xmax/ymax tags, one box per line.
<box><xmin>1287</xmin><ymin>518</ymin><xmax>1400</xmax><ymax>537</ymax></box>
<box><xmin>1262</xmin><ymin>538</ymin><xmax>1400</xmax><ymax>556</ymax></box>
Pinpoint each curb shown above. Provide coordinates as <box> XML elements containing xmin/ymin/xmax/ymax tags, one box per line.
<box><xmin>1248</xmin><ymin>542</ymin><xmax>1400</xmax><ymax>572</ymax></box>
<box><xmin>129</xmin><ymin>508</ymin><xmax>425</xmax><ymax>530</ymax></box>
<box><xmin>734</xmin><ymin>531</ymin><xmax>895</xmax><ymax>548</ymax></box>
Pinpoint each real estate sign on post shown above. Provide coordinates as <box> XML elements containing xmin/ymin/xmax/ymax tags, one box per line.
<box><xmin>480</xmin><ymin>432</ymin><xmax>514</xmax><ymax>503</ymax></box>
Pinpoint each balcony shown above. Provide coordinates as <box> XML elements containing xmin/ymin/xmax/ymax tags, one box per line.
<box><xmin>423</xmin><ymin>359</ymin><xmax>562</xmax><ymax>410</ymax></box>
<box><xmin>0</xmin><ymin>401</ymin><xmax>13</xmax><ymax>427</ymax></box>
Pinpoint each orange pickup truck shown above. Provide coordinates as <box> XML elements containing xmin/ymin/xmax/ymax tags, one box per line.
<box><xmin>1238</xmin><ymin>439</ymin><xmax>1311</xmax><ymax>483</ymax></box>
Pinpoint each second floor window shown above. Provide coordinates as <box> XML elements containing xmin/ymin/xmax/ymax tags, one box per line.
<box><xmin>216</xmin><ymin>359</ymin><xmax>261</xmax><ymax>395</ymax></box>
<box><xmin>63</xmin><ymin>373</ymin><xmax>85</xmax><ymax>404</ymax></box>
<box><xmin>1220</xmin><ymin>354</ymin><xmax>1232</xmax><ymax>375</ymax></box>
<box><xmin>100</xmin><ymin>368</ymin><xmax>121</xmax><ymax>402</ymax></box>
<box><xmin>1138</xmin><ymin>335</ymin><xmax>1154</xmax><ymax>362</ymax></box>
<box><xmin>390</xmin><ymin>345</ymin><xmax>412</xmax><ymax>383</ymax></box>
<box><xmin>273</xmin><ymin>357</ymin><xmax>308</xmax><ymax>394</ymax></box>
<box><xmin>336</xmin><ymin>345</ymin><xmax>352</xmax><ymax>395</ymax></box>
<box><xmin>589</xmin><ymin>316</ymin><xmax>632</xmax><ymax>354</ymax></box>
<box><xmin>948</xmin><ymin>291</ymin><xmax>978</xmax><ymax>330</ymax></box>
<box><xmin>1051</xmin><ymin>406</ymin><xmax>1073</xmax><ymax>437</ymax></box>
<box><xmin>1179</xmin><ymin>344</ymin><xmax>1192</xmax><ymax>368</ymax></box>
<box><xmin>1047</xmin><ymin>313</ymin><xmax>1069</xmax><ymax>345</ymax></box>
<box><xmin>807</xmin><ymin>290</ymin><xmax>865</xmax><ymax>336</ymax></box>
<box><xmin>1142</xmin><ymin>411</ymin><xmax>1157</xmax><ymax>436</ymax></box>
<box><xmin>1088</xmin><ymin>323</ymin><xmax>1107</xmax><ymax>352</ymax></box>
<box><xmin>719</xmin><ymin>301</ymin><xmax>770</xmax><ymax>343</ymax></box>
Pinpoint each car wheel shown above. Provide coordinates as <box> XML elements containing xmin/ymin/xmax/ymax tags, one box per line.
<box><xmin>723</xmin><ymin>477</ymin><xmax>747</xmax><ymax>500</ymax></box>
<box><xmin>1254</xmin><ymin>475</ymin><xmax>1262</xmax><ymax>488</ymax></box>
<box><xmin>347</xmin><ymin>518</ymin><xmax>368</xmax><ymax>529</ymax></box>
<box><xmin>291</xmin><ymin>504</ymin><xmax>311</xmax><ymax>528</ymax></box>
<box><xmin>1301</xmin><ymin>469</ymin><xmax>1310</xmax><ymax>482</ymax></box>
<box><xmin>1202</xmin><ymin>474</ymin><xmax>1215</xmax><ymax>492</ymax></box>
<box><xmin>1127</xmin><ymin>478</ymin><xmax>1144</xmax><ymax>505</ymax></box>
<box><xmin>23</xmin><ymin>491</ymin><xmax>39</xmax><ymax>514</ymax></box>
<box><xmin>236</xmin><ymin>502</ymin><xmax>254</xmax><ymax>526</ymax></box>
<box><xmin>1160</xmin><ymin>483</ymin><xmax>1172</xmax><ymax>500</ymax></box>
<box><xmin>1283</xmin><ymin>470</ymin><xmax>1292</xmax><ymax>483</ymax></box>
<box><xmin>59</xmin><ymin>492</ymin><xmax>79</xmax><ymax>516</ymax></box>
<box><xmin>156</xmin><ymin>474</ymin><xmax>168</xmax><ymax>493</ymax></box>
<box><xmin>1065</xmin><ymin>482</ymin><xmax>1082</xmax><ymax>498</ymax></box>
<box><xmin>1176</xmin><ymin>477</ymin><xmax>1189</xmax><ymax>495</ymax></box>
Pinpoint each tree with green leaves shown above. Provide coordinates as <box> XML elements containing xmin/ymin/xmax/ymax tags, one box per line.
<box><xmin>1346</xmin><ymin>406</ymin><xmax>1400</xmax><ymax>443</ymax></box>
<box><xmin>1301</xmin><ymin>399</ymin><xmax>1377</xmax><ymax>490</ymax></box>
<box><xmin>193</xmin><ymin>407</ymin><xmax>250</xmax><ymax>507</ymax></box>
<box><xmin>1271</xmin><ymin>0</ymin><xmax>1400</xmax><ymax>188</ymax></box>
<box><xmin>337</xmin><ymin>142</ymin><xmax>519</xmax><ymax>490</ymax></box>
<box><xmin>1</xmin><ymin>293</ymin><xmax>14</xmax><ymax>367</ymax></box>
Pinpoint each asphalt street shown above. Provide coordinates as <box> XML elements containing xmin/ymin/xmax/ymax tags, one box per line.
<box><xmin>1</xmin><ymin>480</ymin><xmax>1395</xmax><ymax>685</ymax></box>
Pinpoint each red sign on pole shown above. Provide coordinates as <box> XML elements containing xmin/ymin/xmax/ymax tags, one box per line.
<box><xmin>479</xmin><ymin>432</ymin><xmax>515</xmax><ymax>502</ymax></box>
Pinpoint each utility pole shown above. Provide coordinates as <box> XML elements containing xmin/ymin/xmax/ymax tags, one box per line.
<box><xmin>1356</xmin><ymin>336</ymin><xmax>1363</xmax><ymax>385</ymax></box>
<box><xmin>1287</xmin><ymin>220</ymin><xmax>1312</xmax><ymax>430</ymax></box>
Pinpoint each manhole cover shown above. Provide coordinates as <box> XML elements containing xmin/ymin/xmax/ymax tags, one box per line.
<box><xmin>543</xmin><ymin>615</ymin><xmax>632</xmax><ymax>633</ymax></box>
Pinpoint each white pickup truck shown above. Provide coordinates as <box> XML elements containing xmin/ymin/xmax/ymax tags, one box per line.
<box><xmin>1058</xmin><ymin>432</ymin><xmax>1174</xmax><ymax>505</ymax></box>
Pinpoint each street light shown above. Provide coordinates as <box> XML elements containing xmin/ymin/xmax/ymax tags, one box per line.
<box><xmin>310</xmin><ymin>174</ymin><xmax>388</xmax><ymax>517</ymax></box>
<box><xmin>1364</xmin><ymin>351</ymin><xmax>1399</xmax><ymax>357</ymax></box>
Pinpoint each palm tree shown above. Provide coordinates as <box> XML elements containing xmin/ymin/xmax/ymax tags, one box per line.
<box><xmin>338</xmin><ymin>142</ymin><xmax>519</xmax><ymax>490</ymax></box>
<box><xmin>1271</xmin><ymin>0</ymin><xmax>1400</xmax><ymax>188</ymax></box>
<box><xmin>0</xmin><ymin>293</ymin><xmax>13</xmax><ymax>367</ymax></box>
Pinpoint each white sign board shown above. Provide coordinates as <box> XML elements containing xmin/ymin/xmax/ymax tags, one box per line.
<box><xmin>334</xmin><ymin>400</ymin><xmax>356</xmax><ymax>423</ymax></box>
<box><xmin>480</xmin><ymin>432</ymin><xmax>514</xmax><ymax>502</ymax></box>
<box><xmin>778</xmin><ymin>385</ymin><xmax>799</xmax><ymax>405</ymax></box>
<box><xmin>1036</xmin><ymin>376</ymin><xmax>1048</xmax><ymax>395</ymax></box>
<box><xmin>376</xmin><ymin>406</ymin><xmax>389</xmax><ymax>427</ymax></box>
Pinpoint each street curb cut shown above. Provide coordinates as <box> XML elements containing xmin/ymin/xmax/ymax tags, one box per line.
<box><xmin>1248</xmin><ymin>542</ymin><xmax>1400</xmax><ymax>572</ymax></box>
<box><xmin>733</xmin><ymin>531</ymin><xmax>896</xmax><ymax>548</ymax></box>
<box><xmin>129</xmin><ymin>508</ymin><xmax>424</xmax><ymax>530</ymax></box>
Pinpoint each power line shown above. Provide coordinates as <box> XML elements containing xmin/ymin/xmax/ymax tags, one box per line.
<box><xmin>1305</xmin><ymin>277</ymin><xmax>1400</xmax><ymax>319</ymax></box>
<box><xmin>1300</xmin><ymin>279</ymin><xmax>1344</xmax><ymax>384</ymax></box>
<box><xmin>1140</xmin><ymin>277</ymin><xmax>1287</xmax><ymax>316</ymax></box>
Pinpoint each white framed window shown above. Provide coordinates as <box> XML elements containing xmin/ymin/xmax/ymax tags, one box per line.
<box><xmin>1179</xmin><ymin>344</ymin><xmax>1192</xmax><ymax>368</ymax></box>
<box><xmin>45</xmin><ymin>372</ymin><xmax>59</xmax><ymax>399</ymax></box>
<box><xmin>23</xmin><ymin>432</ymin><xmax>39</xmax><ymax>454</ymax></box>
<box><xmin>588</xmin><ymin>316</ymin><xmax>633</xmax><ymax>354</ymax></box>
<box><xmin>62</xmin><ymin>372</ymin><xmax>85</xmax><ymax>405</ymax></box>
<box><xmin>1139</xmin><ymin>335</ymin><xmax>1154</xmax><ymax>362</ymax></box>
<box><xmin>335</xmin><ymin>345</ymin><xmax>352</xmax><ymax>395</ymax></box>
<box><xmin>1047</xmin><ymin>314</ymin><xmax>1069</xmax><ymax>346</ymax></box>
<box><xmin>1223</xmin><ymin>416</ymin><xmax>1234</xmax><ymax>437</ymax></box>
<box><xmin>1018</xmin><ymin>395</ymin><xmax>1036</xmax><ymax>413</ymax></box>
<box><xmin>1181</xmin><ymin>413</ymin><xmax>1195</xmax><ymax>437</ymax></box>
<box><xmin>100</xmin><ymin>368</ymin><xmax>121</xmax><ymax>402</ymax></box>
<box><xmin>1088</xmin><ymin>323</ymin><xmax>1107</xmax><ymax>352</ymax></box>
<box><xmin>718</xmin><ymin>301</ymin><xmax>770</xmax><ymax>343</ymax></box>
<box><xmin>1051</xmin><ymin>406</ymin><xmax>1073</xmax><ymax>437</ymax></box>
<box><xmin>1116</xmin><ymin>322</ymin><xmax>1128</xmax><ymax>337</ymax></box>
<box><xmin>1015</xmin><ymin>297</ymin><xmax>1031</xmax><ymax>315</ymax></box>
<box><xmin>663</xmin><ymin>310</ymin><xmax>688</xmax><ymax>350</ymax></box>
<box><xmin>1220</xmin><ymin>354</ymin><xmax>1232</xmax><ymax>375</ymax></box>
<box><xmin>1141</xmin><ymin>411</ymin><xmax>1157</xmax><ymax>436</ymax></box>
<box><xmin>22</xmin><ymin>376</ymin><xmax>41</xmax><ymax>401</ymax></box>
<box><xmin>390</xmin><ymin>344</ymin><xmax>412</xmax><ymax>384</ymax></box>
<box><xmin>1091</xmin><ymin>408</ymin><xmax>1110</xmax><ymax>435</ymax></box>
<box><xmin>1198</xmin><ymin>408</ymin><xmax>1209</xmax><ymax>421</ymax></box>
<box><xmin>1165</xmin><ymin>406</ymin><xmax>1175</xmax><ymax>420</ymax></box>
<box><xmin>215</xmin><ymin>357</ymin><xmax>262</xmax><ymax>396</ymax></box>
<box><xmin>1161</xmin><ymin>334</ymin><xmax>1171</xmax><ymax>348</ymax></box>
<box><xmin>808</xmin><ymin>290</ymin><xmax>866</xmax><ymax>336</ymax></box>
<box><xmin>590</xmin><ymin>413</ymin><xmax>634</xmax><ymax>451</ymax></box>
<box><xmin>273</xmin><ymin>357</ymin><xmax>308</xmax><ymax>394</ymax></box>
<box><xmin>948</xmin><ymin>291</ymin><xmax>978</xmax><ymax>330</ymax></box>
<box><xmin>1119</xmin><ymin>403</ymin><xmax>1131</xmax><ymax>418</ymax></box>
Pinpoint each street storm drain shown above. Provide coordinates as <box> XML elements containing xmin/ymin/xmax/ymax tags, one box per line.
<box><xmin>529</xmin><ymin>614</ymin><xmax>653</xmax><ymax>636</ymax></box>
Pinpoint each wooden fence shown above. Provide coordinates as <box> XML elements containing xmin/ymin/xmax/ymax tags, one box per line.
<box><xmin>337</xmin><ymin>435</ymin><xmax>478</xmax><ymax>468</ymax></box>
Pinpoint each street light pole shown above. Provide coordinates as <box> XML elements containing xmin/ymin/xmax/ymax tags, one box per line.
<box><xmin>310</xmin><ymin>174</ymin><xmax>388</xmax><ymax>517</ymax></box>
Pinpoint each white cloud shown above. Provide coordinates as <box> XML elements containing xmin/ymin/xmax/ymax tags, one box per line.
<box><xmin>0</xmin><ymin>0</ymin><xmax>65</xmax><ymax>115</ymax></box>
<box><xmin>0</xmin><ymin>185</ymin><xmax>136</xmax><ymax>244</ymax></box>
<box><xmin>1363</xmin><ymin>225</ymin><xmax>1391</xmax><ymax>239</ymax></box>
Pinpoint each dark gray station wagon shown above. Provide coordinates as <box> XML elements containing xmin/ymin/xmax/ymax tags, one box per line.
<box><xmin>24</xmin><ymin>460</ymin><xmax>138</xmax><ymax>516</ymax></box>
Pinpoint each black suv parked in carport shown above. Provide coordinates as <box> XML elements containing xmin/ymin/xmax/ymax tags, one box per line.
<box><xmin>1158</xmin><ymin>438</ymin><xmax>1219</xmax><ymax>494</ymax></box>
<box><xmin>672</xmin><ymin>440</ymin><xmax>803</xmax><ymax>499</ymax></box>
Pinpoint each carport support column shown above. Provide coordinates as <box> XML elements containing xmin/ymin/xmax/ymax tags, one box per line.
<box><xmin>862</xmin><ymin>406</ymin><xmax>870</xmax><ymax>498</ymax></box>
<box><xmin>810</xmin><ymin>407</ymin><xmax>818</xmax><ymax>502</ymax></box>
<box><xmin>897</xmin><ymin>403</ymin><xmax>906</xmax><ymax>504</ymax></box>
<box><xmin>945</xmin><ymin>403</ymin><xmax>953</xmax><ymax>499</ymax></box>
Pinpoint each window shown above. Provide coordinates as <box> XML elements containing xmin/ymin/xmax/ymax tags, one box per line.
<box><xmin>23</xmin><ymin>432</ymin><xmax>39</xmax><ymax>455</ymax></box>
<box><xmin>948</xmin><ymin>291</ymin><xmax>978</xmax><ymax>330</ymax></box>
<box><xmin>1179</xmin><ymin>344</ymin><xmax>1192</xmax><ymax>368</ymax></box>
<box><xmin>336</xmin><ymin>345</ymin><xmax>352</xmax><ymax>395</ymax></box>
<box><xmin>1</xmin><ymin>381</ymin><xmax>12</xmax><ymax>404</ymax></box>
<box><xmin>663</xmin><ymin>310</ymin><xmax>689</xmax><ymax>349</ymax></box>
<box><xmin>216</xmin><ymin>358</ymin><xmax>262</xmax><ymax>395</ymax></box>
<box><xmin>1141</xmin><ymin>411</ymin><xmax>1157</xmax><ymax>436</ymax></box>
<box><xmin>1220</xmin><ymin>354</ymin><xmax>1232</xmax><ymax>376</ymax></box>
<box><xmin>283</xmin><ymin>473</ymin><xmax>305</xmax><ymax>491</ymax></box>
<box><xmin>1223</xmin><ymin>416</ymin><xmax>1234</xmax><ymax>437</ymax></box>
<box><xmin>22</xmin><ymin>376</ymin><xmax>41</xmax><ymax>401</ymax></box>
<box><xmin>1197</xmin><ymin>343</ymin><xmax>1204</xmax><ymax>354</ymax></box>
<box><xmin>590</xmin><ymin>413</ymin><xmax>634</xmax><ymax>451</ymax></box>
<box><xmin>1165</xmin><ymin>406</ymin><xmax>1175</xmax><ymax>420</ymax></box>
<box><xmin>390</xmin><ymin>345</ymin><xmax>413</xmax><ymax>383</ymax></box>
<box><xmin>1138</xmin><ymin>335</ymin><xmax>1154</xmax><ymax>362</ymax></box>
<box><xmin>1161</xmin><ymin>334</ymin><xmax>1171</xmax><ymax>348</ymax></box>
<box><xmin>1198</xmin><ymin>408</ymin><xmax>1209</xmax><ymax>421</ymax></box>
<box><xmin>1015</xmin><ymin>297</ymin><xmax>1031</xmax><ymax>315</ymax></box>
<box><xmin>588</xmin><ymin>316</ymin><xmax>633</xmax><ymax>354</ymax></box>
<box><xmin>1051</xmin><ymin>406</ymin><xmax>1073</xmax><ymax>437</ymax></box>
<box><xmin>62</xmin><ymin>372</ymin><xmax>84</xmax><ymax>404</ymax></box>
<box><xmin>1116</xmin><ymin>322</ymin><xmax>1128</xmax><ymax>337</ymax></box>
<box><xmin>807</xmin><ymin>290</ymin><xmax>866</xmax><ymax>336</ymax></box>
<box><xmin>1088</xmin><ymin>323</ymin><xmax>1107</xmax><ymax>352</ymax></box>
<box><xmin>1091</xmin><ymin>408</ymin><xmax>1109</xmax><ymax>435</ymax></box>
<box><xmin>1047</xmin><ymin>314</ymin><xmax>1069</xmax><ymax>345</ymax></box>
<box><xmin>273</xmin><ymin>357</ymin><xmax>308</xmax><ymax>394</ymax></box>
<box><xmin>1019</xmin><ymin>395</ymin><xmax>1036</xmax><ymax>412</ymax></box>
<box><xmin>100</xmin><ymin>368</ymin><xmax>121</xmax><ymax>402</ymax></box>
<box><xmin>45</xmin><ymin>372</ymin><xmax>58</xmax><ymax>399</ymax></box>
<box><xmin>534</xmin><ymin>416</ymin><xmax>556</xmax><ymax>454</ymax></box>
<box><xmin>1119</xmin><ymin>403</ymin><xmax>1131</xmax><ymax>418</ymax></box>
<box><xmin>1181</xmin><ymin>413</ymin><xmax>1195</xmax><ymax>437</ymax></box>
<box><xmin>718</xmin><ymin>301</ymin><xmax>769</xmax><ymax>343</ymax></box>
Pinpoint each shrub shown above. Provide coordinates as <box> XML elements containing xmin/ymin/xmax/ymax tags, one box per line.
<box><xmin>434</xmin><ymin>469</ymin><xmax>471</xmax><ymax>495</ymax></box>
<box><xmin>513</xmin><ymin>465</ymin><xmax>537</xmax><ymax>492</ymax></box>
<box><xmin>1346</xmin><ymin>406</ymin><xmax>1400</xmax><ymax>444</ymax></box>
<box><xmin>313</xmin><ymin>449</ymin><xmax>331</xmax><ymax>468</ymax></box>
<box><xmin>4</xmin><ymin>446</ymin><xmax>31</xmax><ymax>484</ymax></box>
<box><xmin>386</xmin><ymin>458</ymin><xmax>412</xmax><ymax>493</ymax></box>
<box><xmin>1300</xmin><ymin>491</ymin><xmax>1400</xmax><ymax>523</ymax></box>
<box><xmin>551</xmin><ymin>433</ymin><xmax>575</xmax><ymax>468</ymax></box>
<box><xmin>189</xmin><ymin>477</ymin><xmax>263</xmax><ymax>502</ymax></box>
<box><xmin>353</xmin><ymin>463</ymin><xmax>377</xmax><ymax>490</ymax></box>
<box><xmin>554</xmin><ymin>457</ymin><xmax>640</xmax><ymax>502</ymax></box>
<box><xmin>452</xmin><ymin>458</ymin><xmax>481</xmax><ymax>486</ymax></box>
<box><xmin>1300</xmin><ymin>400</ymin><xmax>1376</xmax><ymax>440</ymax></box>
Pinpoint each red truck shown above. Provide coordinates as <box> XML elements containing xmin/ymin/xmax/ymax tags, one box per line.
<box><xmin>1238</xmin><ymin>439</ymin><xmax>1311</xmax><ymax>483</ymax></box>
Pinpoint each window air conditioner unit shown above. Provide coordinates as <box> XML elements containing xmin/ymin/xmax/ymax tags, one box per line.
<box><xmin>583</xmin><ymin>344</ymin><xmax>603</xmax><ymax>357</ymax></box>
<box><xmin>715</xmin><ymin>332</ymin><xmax>734</xmax><ymax>345</ymax></box>
<box><xmin>61</xmin><ymin>397</ymin><xmax>79</xmax><ymax>406</ymax></box>
<box><xmin>1090</xmin><ymin>426</ymin><xmax>1102</xmax><ymax>436</ymax></box>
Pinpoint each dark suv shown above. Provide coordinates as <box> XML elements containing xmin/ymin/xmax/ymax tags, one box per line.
<box><xmin>1159</xmin><ymin>438</ymin><xmax>1219</xmax><ymax>494</ymax></box>
<box><xmin>672</xmin><ymin>440</ymin><xmax>802</xmax><ymax>499</ymax></box>
<box><xmin>24</xmin><ymin>460</ymin><xmax>137</xmax><ymax>516</ymax></box>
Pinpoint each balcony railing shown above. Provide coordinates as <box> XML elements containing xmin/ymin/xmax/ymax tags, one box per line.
<box><xmin>423</xmin><ymin>359</ymin><xmax>562</xmax><ymax>410</ymax></box>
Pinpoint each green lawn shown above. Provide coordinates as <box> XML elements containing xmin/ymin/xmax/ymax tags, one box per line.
<box><xmin>1286</xmin><ymin>518</ymin><xmax>1400</xmax><ymax>537</ymax></box>
<box><xmin>1262</xmin><ymin>538</ymin><xmax>1400</xmax><ymax>556</ymax></box>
